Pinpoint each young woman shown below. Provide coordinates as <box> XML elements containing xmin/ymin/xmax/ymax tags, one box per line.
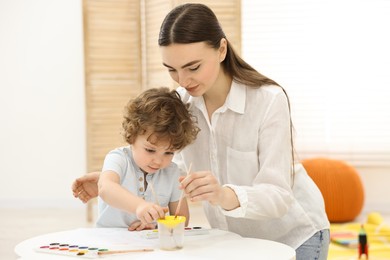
<box><xmin>73</xmin><ymin>3</ymin><xmax>330</xmax><ymax>259</ymax></box>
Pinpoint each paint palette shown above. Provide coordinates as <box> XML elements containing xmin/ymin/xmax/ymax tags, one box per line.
<box><xmin>139</xmin><ymin>226</ymin><xmax>210</xmax><ymax>239</ymax></box>
<box><xmin>35</xmin><ymin>243</ymin><xmax>104</xmax><ymax>258</ymax></box>
<box><xmin>35</xmin><ymin>243</ymin><xmax>154</xmax><ymax>258</ymax></box>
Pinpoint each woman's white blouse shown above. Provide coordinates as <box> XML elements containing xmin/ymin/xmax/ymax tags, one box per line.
<box><xmin>174</xmin><ymin>82</ymin><xmax>329</xmax><ymax>249</ymax></box>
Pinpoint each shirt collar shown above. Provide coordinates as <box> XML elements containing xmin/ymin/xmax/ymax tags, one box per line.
<box><xmin>226</xmin><ymin>81</ymin><xmax>246</xmax><ymax>114</ymax></box>
<box><xmin>191</xmin><ymin>80</ymin><xmax>246</xmax><ymax>114</ymax></box>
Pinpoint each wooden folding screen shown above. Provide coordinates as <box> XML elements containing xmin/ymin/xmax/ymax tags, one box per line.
<box><xmin>82</xmin><ymin>0</ymin><xmax>241</xmax><ymax>222</ymax></box>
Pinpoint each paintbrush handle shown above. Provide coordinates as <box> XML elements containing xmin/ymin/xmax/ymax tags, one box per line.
<box><xmin>98</xmin><ymin>248</ymin><xmax>153</xmax><ymax>255</ymax></box>
<box><xmin>148</xmin><ymin>180</ymin><xmax>160</xmax><ymax>205</ymax></box>
<box><xmin>174</xmin><ymin>192</ymin><xmax>185</xmax><ymax>217</ymax></box>
<box><xmin>174</xmin><ymin>163</ymin><xmax>192</xmax><ymax>217</ymax></box>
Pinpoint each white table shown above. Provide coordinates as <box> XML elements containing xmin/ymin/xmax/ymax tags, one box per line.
<box><xmin>15</xmin><ymin>228</ymin><xmax>296</xmax><ymax>259</ymax></box>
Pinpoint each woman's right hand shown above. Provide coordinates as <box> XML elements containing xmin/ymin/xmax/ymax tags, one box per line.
<box><xmin>72</xmin><ymin>172</ymin><xmax>100</xmax><ymax>203</ymax></box>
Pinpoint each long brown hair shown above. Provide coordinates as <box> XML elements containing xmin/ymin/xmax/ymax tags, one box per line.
<box><xmin>159</xmin><ymin>3</ymin><xmax>296</xmax><ymax>182</ymax></box>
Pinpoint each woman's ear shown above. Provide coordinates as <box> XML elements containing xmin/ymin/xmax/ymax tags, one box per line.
<box><xmin>219</xmin><ymin>38</ymin><xmax>228</xmax><ymax>62</ymax></box>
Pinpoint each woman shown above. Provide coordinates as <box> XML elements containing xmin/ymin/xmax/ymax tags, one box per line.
<box><xmin>73</xmin><ymin>3</ymin><xmax>330</xmax><ymax>259</ymax></box>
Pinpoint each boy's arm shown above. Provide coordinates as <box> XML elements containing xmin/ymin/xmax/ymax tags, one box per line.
<box><xmin>98</xmin><ymin>170</ymin><xmax>167</xmax><ymax>224</ymax></box>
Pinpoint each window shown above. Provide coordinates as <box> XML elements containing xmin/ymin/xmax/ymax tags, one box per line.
<box><xmin>242</xmin><ymin>0</ymin><xmax>390</xmax><ymax>166</ymax></box>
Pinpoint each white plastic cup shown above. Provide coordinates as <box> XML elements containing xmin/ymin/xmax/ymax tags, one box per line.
<box><xmin>157</xmin><ymin>216</ymin><xmax>186</xmax><ymax>250</ymax></box>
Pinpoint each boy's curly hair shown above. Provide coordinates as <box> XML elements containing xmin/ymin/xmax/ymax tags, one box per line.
<box><xmin>122</xmin><ymin>87</ymin><xmax>200</xmax><ymax>151</ymax></box>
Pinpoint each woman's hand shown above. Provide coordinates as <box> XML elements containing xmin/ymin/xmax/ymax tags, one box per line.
<box><xmin>128</xmin><ymin>220</ymin><xmax>156</xmax><ymax>231</ymax></box>
<box><xmin>179</xmin><ymin>170</ymin><xmax>240</xmax><ymax>210</ymax></box>
<box><xmin>136</xmin><ymin>202</ymin><xmax>168</xmax><ymax>225</ymax></box>
<box><xmin>72</xmin><ymin>172</ymin><xmax>100</xmax><ymax>203</ymax></box>
<box><xmin>179</xmin><ymin>171</ymin><xmax>223</xmax><ymax>205</ymax></box>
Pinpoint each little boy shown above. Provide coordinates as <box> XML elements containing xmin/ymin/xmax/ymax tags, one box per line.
<box><xmin>96</xmin><ymin>87</ymin><xmax>199</xmax><ymax>231</ymax></box>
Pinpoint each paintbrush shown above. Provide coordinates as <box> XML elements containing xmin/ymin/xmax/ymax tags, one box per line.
<box><xmin>149</xmin><ymin>179</ymin><xmax>167</xmax><ymax>221</ymax></box>
<box><xmin>148</xmin><ymin>179</ymin><xmax>160</xmax><ymax>206</ymax></box>
<box><xmin>98</xmin><ymin>248</ymin><xmax>153</xmax><ymax>255</ymax></box>
<box><xmin>174</xmin><ymin>162</ymin><xmax>192</xmax><ymax>218</ymax></box>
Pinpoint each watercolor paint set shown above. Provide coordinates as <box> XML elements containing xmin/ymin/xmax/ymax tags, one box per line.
<box><xmin>139</xmin><ymin>226</ymin><xmax>210</xmax><ymax>239</ymax></box>
<box><xmin>35</xmin><ymin>243</ymin><xmax>153</xmax><ymax>258</ymax></box>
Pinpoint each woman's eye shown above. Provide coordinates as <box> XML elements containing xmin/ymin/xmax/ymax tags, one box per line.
<box><xmin>189</xmin><ymin>65</ymin><xmax>200</xmax><ymax>71</ymax></box>
<box><xmin>165</xmin><ymin>151</ymin><xmax>174</xmax><ymax>155</ymax></box>
<box><xmin>145</xmin><ymin>148</ymin><xmax>155</xmax><ymax>153</ymax></box>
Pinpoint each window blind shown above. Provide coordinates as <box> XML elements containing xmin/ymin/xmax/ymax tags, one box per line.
<box><xmin>242</xmin><ymin>0</ymin><xmax>390</xmax><ymax>167</ymax></box>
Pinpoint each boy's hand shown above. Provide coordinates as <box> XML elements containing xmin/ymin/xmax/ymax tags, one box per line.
<box><xmin>136</xmin><ymin>202</ymin><xmax>168</xmax><ymax>224</ymax></box>
<box><xmin>127</xmin><ymin>220</ymin><xmax>156</xmax><ymax>231</ymax></box>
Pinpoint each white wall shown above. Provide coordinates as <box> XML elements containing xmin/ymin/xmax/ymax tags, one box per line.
<box><xmin>0</xmin><ymin>0</ymin><xmax>86</xmax><ymax>208</ymax></box>
<box><xmin>0</xmin><ymin>0</ymin><xmax>388</xmax><ymax>215</ymax></box>
<box><xmin>358</xmin><ymin>167</ymin><xmax>390</xmax><ymax>214</ymax></box>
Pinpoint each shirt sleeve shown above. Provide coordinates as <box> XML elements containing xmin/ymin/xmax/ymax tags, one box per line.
<box><xmin>172</xmin><ymin>152</ymin><xmax>188</xmax><ymax>176</ymax></box>
<box><xmin>221</xmin><ymin>90</ymin><xmax>294</xmax><ymax>219</ymax></box>
<box><xmin>102</xmin><ymin>149</ymin><xmax>127</xmax><ymax>181</ymax></box>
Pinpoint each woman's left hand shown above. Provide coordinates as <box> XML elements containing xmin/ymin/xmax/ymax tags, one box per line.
<box><xmin>179</xmin><ymin>171</ymin><xmax>224</xmax><ymax>205</ymax></box>
<box><xmin>179</xmin><ymin>170</ymin><xmax>240</xmax><ymax>210</ymax></box>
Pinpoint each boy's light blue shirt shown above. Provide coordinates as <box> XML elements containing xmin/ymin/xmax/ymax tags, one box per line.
<box><xmin>96</xmin><ymin>146</ymin><xmax>182</xmax><ymax>228</ymax></box>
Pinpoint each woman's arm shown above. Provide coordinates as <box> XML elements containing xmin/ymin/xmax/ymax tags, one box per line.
<box><xmin>220</xmin><ymin>89</ymin><xmax>294</xmax><ymax>219</ymax></box>
<box><xmin>180</xmin><ymin>88</ymin><xmax>294</xmax><ymax>219</ymax></box>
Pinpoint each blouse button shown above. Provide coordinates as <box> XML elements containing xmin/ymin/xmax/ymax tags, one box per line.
<box><xmin>139</xmin><ymin>187</ymin><xmax>144</xmax><ymax>192</ymax></box>
<box><xmin>139</xmin><ymin>177</ymin><xmax>143</xmax><ymax>182</ymax></box>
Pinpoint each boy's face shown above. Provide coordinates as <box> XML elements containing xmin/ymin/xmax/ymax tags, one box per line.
<box><xmin>132</xmin><ymin>133</ymin><xmax>175</xmax><ymax>174</ymax></box>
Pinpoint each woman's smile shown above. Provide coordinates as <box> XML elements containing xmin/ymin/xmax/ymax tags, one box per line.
<box><xmin>185</xmin><ymin>84</ymin><xmax>199</xmax><ymax>93</ymax></box>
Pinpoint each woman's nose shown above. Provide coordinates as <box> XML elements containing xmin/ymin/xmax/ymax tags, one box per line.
<box><xmin>178</xmin><ymin>72</ymin><xmax>190</xmax><ymax>87</ymax></box>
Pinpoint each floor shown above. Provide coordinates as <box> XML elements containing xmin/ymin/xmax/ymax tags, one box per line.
<box><xmin>0</xmin><ymin>202</ymin><xmax>210</xmax><ymax>259</ymax></box>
